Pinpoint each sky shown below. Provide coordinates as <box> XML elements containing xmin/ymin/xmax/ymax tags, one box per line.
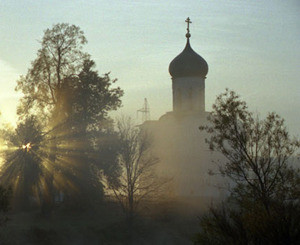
<box><xmin>0</xmin><ymin>0</ymin><xmax>299</xmax><ymax>135</ymax></box>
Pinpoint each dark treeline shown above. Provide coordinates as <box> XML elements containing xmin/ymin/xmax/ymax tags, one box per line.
<box><xmin>0</xmin><ymin>24</ymin><xmax>299</xmax><ymax>245</ymax></box>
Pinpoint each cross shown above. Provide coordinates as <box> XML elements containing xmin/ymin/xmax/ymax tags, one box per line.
<box><xmin>185</xmin><ymin>17</ymin><xmax>192</xmax><ymax>35</ymax></box>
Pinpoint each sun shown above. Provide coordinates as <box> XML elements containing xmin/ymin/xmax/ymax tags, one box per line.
<box><xmin>21</xmin><ymin>142</ymin><xmax>32</xmax><ymax>152</ymax></box>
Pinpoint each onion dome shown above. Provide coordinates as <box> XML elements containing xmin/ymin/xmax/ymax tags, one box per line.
<box><xmin>169</xmin><ymin>18</ymin><xmax>208</xmax><ymax>79</ymax></box>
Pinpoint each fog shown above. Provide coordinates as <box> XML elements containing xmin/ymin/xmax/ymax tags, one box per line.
<box><xmin>0</xmin><ymin>3</ymin><xmax>299</xmax><ymax>243</ymax></box>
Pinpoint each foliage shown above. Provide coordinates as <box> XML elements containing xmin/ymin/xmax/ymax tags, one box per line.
<box><xmin>4</xmin><ymin>23</ymin><xmax>123</xmax><ymax>210</ymax></box>
<box><xmin>0</xmin><ymin>185</ymin><xmax>12</xmax><ymax>226</ymax></box>
<box><xmin>3</xmin><ymin>116</ymin><xmax>44</xmax><ymax>150</ymax></box>
<box><xmin>48</xmin><ymin>59</ymin><xmax>123</xmax><ymax>207</ymax></box>
<box><xmin>0</xmin><ymin>116</ymin><xmax>48</xmax><ymax>210</ymax></box>
<box><xmin>16</xmin><ymin>23</ymin><xmax>89</xmax><ymax>117</ymax></box>
<box><xmin>195</xmin><ymin>201</ymin><xmax>300</xmax><ymax>245</ymax></box>
<box><xmin>53</xmin><ymin>58</ymin><xmax>123</xmax><ymax>134</ymax></box>
<box><xmin>196</xmin><ymin>89</ymin><xmax>300</xmax><ymax>244</ymax></box>
<box><xmin>0</xmin><ymin>114</ymin><xmax>120</xmax><ymax>211</ymax></box>
<box><xmin>200</xmin><ymin>89</ymin><xmax>299</xmax><ymax>209</ymax></box>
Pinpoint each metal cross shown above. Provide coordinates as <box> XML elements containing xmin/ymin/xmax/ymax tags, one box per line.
<box><xmin>185</xmin><ymin>17</ymin><xmax>192</xmax><ymax>35</ymax></box>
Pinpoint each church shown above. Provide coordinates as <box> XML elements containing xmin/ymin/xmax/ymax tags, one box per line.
<box><xmin>143</xmin><ymin>18</ymin><xmax>226</xmax><ymax>201</ymax></box>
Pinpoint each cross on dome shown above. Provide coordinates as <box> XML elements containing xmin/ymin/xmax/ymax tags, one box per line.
<box><xmin>185</xmin><ymin>17</ymin><xmax>192</xmax><ymax>38</ymax></box>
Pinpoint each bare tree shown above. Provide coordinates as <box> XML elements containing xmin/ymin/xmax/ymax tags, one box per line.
<box><xmin>106</xmin><ymin>117</ymin><xmax>168</xmax><ymax>224</ymax></box>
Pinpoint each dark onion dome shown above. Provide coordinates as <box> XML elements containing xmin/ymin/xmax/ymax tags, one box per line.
<box><xmin>169</xmin><ymin>39</ymin><xmax>208</xmax><ymax>79</ymax></box>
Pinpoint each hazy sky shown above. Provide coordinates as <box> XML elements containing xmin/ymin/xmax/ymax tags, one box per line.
<box><xmin>0</xmin><ymin>0</ymin><xmax>299</xmax><ymax>135</ymax></box>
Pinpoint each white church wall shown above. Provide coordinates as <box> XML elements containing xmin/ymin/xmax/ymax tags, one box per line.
<box><xmin>145</xmin><ymin>112</ymin><xmax>228</xmax><ymax>203</ymax></box>
<box><xmin>172</xmin><ymin>76</ymin><xmax>205</xmax><ymax>113</ymax></box>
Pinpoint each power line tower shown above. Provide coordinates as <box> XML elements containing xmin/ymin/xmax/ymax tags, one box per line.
<box><xmin>137</xmin><ymin>98</ymin><xmax>150</xmax><ymax>123</ymax></box>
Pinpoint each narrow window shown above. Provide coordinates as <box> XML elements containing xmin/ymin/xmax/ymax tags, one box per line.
<box><xmin>189</xmin><ymin>88</ymin><xmax>193</xmax><ymax>110</ymax></box>
<box><xmin>177</xmin><ymin>88</ymin><xmax>182</xmax><ymax>110</ymax></box>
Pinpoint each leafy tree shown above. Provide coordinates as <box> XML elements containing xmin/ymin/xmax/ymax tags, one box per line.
<box><xmin>48</xmin><ymin>59</ymin><xmax>123</xmax><ymax>207</ymax></box>
<box><xmin>0</xmin><ymin>116</ymin><xmax>47</xmax><ymax>210</ymax></box>
<box><xmin>16</xmin><ymin>23</ymin><xmax>89</xmax><ymax>117</ymax></box>
<box><xmin>53</xmin><ymin>59</ymin><xmax>123</xmax><ymax>134</ymax></box>
<box><xmin>195</xmin><ymin>89</ymin><xmax>300</xmax><ymax>244</ymax></box>
<box><xmin>10</xmin><ymin>23</ymin><xmax>123</xmax><ymax>208</ymax></box>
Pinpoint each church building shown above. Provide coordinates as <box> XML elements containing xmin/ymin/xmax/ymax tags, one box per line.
<box><xmin>143</xmin><ymin>18</ymin><xmax>225</xmax><ymax>201</ymax></box>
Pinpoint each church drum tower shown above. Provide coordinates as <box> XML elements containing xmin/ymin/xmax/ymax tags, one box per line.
<box><xmin>169</xmin><ymin>17</ymin><xmax>208</xmax><ymax>115</ymax></box>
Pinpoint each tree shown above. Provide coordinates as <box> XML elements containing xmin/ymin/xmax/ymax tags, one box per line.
<box><xmin>16</xmin><ymin>23</ymin><xmax>89</xmax><ymax>117</ymax></box>
<box><xmin>106</xmin><ymin>117</ymin><xmax>168</xmax><ymax>224</ymax></box>
<box><xmin>48</xmin><ymin>59</ymin><xmax>123</xmax><ymax>206</ymax></box>
<box><xmin>0</xmin><ymin>116</ymin><xmax>47</xmax><ymax>210</ymax></box>
<box><xmin>53</xmin><ymin>59</ymin><xmax>123</xmax><ymax>134</ymax></box>
<box><xmin>11</xmin><ymin>23</ymin><xmax>123</xmax><ymax>208</ymax></box>
<box><xmin>15</xmin><ymin>22</ymin><xmax>123</xmax><ymax>130</ymax></box>
<box><xmin>195</xmin><ymin>89</ymin><xmax>300</xmax><ymax>244</ymax></box>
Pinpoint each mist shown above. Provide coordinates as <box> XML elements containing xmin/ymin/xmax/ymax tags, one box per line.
<box><xmin>0</xmin><ymin>3</ymin><xmax>299</xmax><ymax>244</ymax></box>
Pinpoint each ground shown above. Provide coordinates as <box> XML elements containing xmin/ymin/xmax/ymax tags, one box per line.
<box><xmin>0</xmin><ymin>198</ymin><xmax>209</xmax><ymax>245</ymax></box>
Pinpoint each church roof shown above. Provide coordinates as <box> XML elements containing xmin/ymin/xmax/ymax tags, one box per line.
<box><xmin>169</xmin><ymin>18</ymin><xmax>208</xmax><ymax>79</ymax></box>
<box><xmin>169</xmin><ymin>39</ymin><xmax>208</xmax><ymax>79</ymax></box>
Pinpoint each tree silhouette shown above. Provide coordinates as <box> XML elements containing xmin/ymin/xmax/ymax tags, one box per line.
<box><xmin>48</xmin><ymin>59</ymin><xmax>123</xmax><ymax>206</ymax></box>
<box><xmin>1</xmin><ymin>23</ymin><xmax>123</xmax><ymax>210</ymax></box>
<box><xmin>196</xmin><ymin>89</ymin><xmax>300</xmax><ymax>244</ymax></box>
<box><xmin>16</xmin><ymin>23</ymin><xmax>89</xmax><ymax>118</ymax></box>
<box><xmin>0</xmin><ymin>116</ymin><xmax>47</xmax><ymax>210</ymax></box>
<box><xmin>107</xmin><ymin>117</ymin><xmax>169</xmax><ymax>225</ymax></box>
